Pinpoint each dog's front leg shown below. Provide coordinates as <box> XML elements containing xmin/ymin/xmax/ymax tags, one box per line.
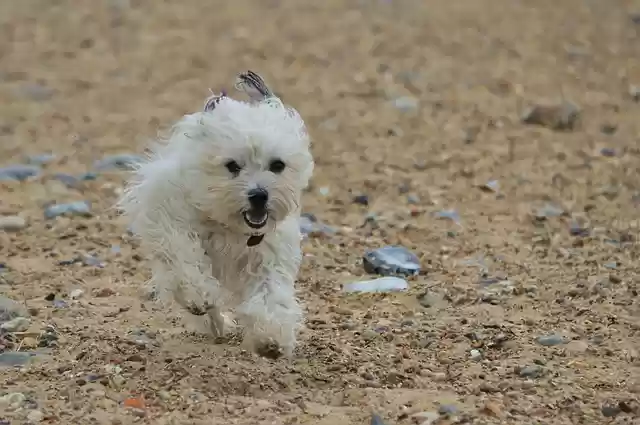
<box><xmin>236</xmin><ymin>276</ymin><xmax>302</xmax><ymax>358</ymax></box>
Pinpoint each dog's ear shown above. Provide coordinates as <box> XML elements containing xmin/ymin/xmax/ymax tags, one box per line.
<box><xmin>203</xmin><ymin>90</ymin><xmax>227</xmax><ymax>112</ymax></box>
<box><xmin>234</xmin><ymin>70</ymin><xmax>275</xmax><ymax>102</ymax></box>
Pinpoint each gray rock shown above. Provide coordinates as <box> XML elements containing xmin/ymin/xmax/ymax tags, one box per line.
<box><xmin>534</xmin><ymin>203</ymin><xmax>565</xmax><ymax>220</ymax></box>
<box><xmin>0</xmin><ymin>352</ymin><xmax>37</xmax><ymax>367</ymax></box>
<box><xmin>0</xmin><ymin>295</ymin><xmax>28</xmax><ymax>323</ymax></box>
<box><xmin>343</xmin><ymin>277</ymin><xmax>408</xmax><ymax>294</ymax></box>
<box><xmin>93</xmin><ymin>154</ymin><xmax>143</xmax><ymax>171</ymax></box>
<box><xmin>15</xmin><ymin>83</ymin><xmax>54</xmax><ymax>101</ymax></box>
<box><xmin>536</xmin><ymin>334</ymin><xmax>566</xmax><ymax>346</ymax></box>
<box><xmin>299</xmin><ymin>213</ymin><xmax>335</xmax><ymax>237</ymax></box>
<box><xmin>363</xmin><ymin>245</ymin><xmax>420</xmax><ymax>276</ymax></box>
<box><xmin>521</xmin><ymin>101</ymin><xmax>580</xmax><ymax>131</ymax></box>
<box><xmin>0</xmin><ymin>317</ymin><xmax>30</xmax><ymax>332</ymax></box>
<box><xmin>52</xmin><ymin>173</ymin><xmax>80</xmax><ymax>188</ymax></box>
<box><xmin>0</xmin><ymin>215</ymin><xmax>27</xmax><ymax>232</ymax></box>
<box><xmin>25</xmin><ymin>153</ymin><xmax>56</xmax><ymax>165</ymax></box>
<box><xmin>601</xmin><ymin>405</ymin><xmax>621</xmax><ymax>418</ymax></box>
<box><xmin>370</xmin><ymin>413</ymin><xmax>386</xmax><ymax>425</ymax></box>
<box><xmin>438</xmin><ymin>404</ymin><xmax>459</xmax><ymax>416</ymax></box>
<box><xmin>518</xmin><ymin>365</ymin><xmax>544</xmax><ymax>378</ymax></box>
<box><xmin>44</xmin><ymin>201</ymin><xmax>92</xmax><ymax>219</ymax></box>
<box><xmin>391</xmin><ymin>96</ymin><xmax>419</xmax><ymax>112</ymax></box>
<box><xmin>0</xmin><ymin>165</ymin><xmax>41</xmax><ymax>181</ymax></box>
<box><xmin>435</xmin><ymin>209</ymin><xmax>461</xmax><ymax>224</ymax></box>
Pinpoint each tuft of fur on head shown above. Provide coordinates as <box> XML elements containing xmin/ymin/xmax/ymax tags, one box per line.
<box><xmin>117</xmin><ymin>71</ymin><xmax>313</xmax><ymax>358</ymax></box>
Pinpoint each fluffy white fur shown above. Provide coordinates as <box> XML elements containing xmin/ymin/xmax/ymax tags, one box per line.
<box><xmin>118</xmin><ymin>75</ymin><xmax>313</xmax><ymax>357</ymax></box>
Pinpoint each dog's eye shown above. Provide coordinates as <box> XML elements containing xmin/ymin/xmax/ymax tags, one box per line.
<box><xmin>269</xmin><ymin>159</ymin><xmax>286</xmax><ymax>174</ymax></box>
<box><xmin>224</xmin><ymin>160</ymin><xmax>242</xmax><ymax>176</ymax></box>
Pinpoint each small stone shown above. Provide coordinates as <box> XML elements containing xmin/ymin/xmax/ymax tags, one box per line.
<box><xmin>93</xmin><ymin>154</ymin><xmax>143</xmax><ymax>171</ymax></box>
<box><xmin>629</xmin><ymin>85</ymin><xmax>640</xmax><ymax>102</ymax></box>
<box><xmin>469</xmin><ymin>349</ymin><xmax>483</xmax><ymax>361</ymax></box>
<box><xmin>21</xmin><ymin>337</ymin><xmax>38</xmax><ymax>348</ymax></box>
<box><xmin>391</xmin><ymin>96</ymin><xmax>419</xmax><ymax>112</ymax></box>
<box><xmin>52</xmin><ymin>173</ymin><xmax>80</xmax><ymax>188</ymax></box>
<box><xmin>299</xmin><ymin>213</ymin><xmax>335</xmax><ymax>237</ymax></box>
<box><xmin>1</xmin><ymin>316</ymin><xmax>31</xmax><ymax>332</ymax></box>
<box><xmin>536</xmin><ymin>334</ymin><xmax>566</xmax><ymax>346</ymax></box>
<box><xmin>370</xmin><ymin>413</ymin><xmax>386</xmax><ymax>425</ymax></box>
<box><xmin>438</xmin><ymin>404</ymin><xmax>459</xmax><ymax>416</ymax></box>
<box><xmin>44</xmin><ymin>201</ymin><xmax>92</xmax><ymax>219</ymax></box>
<box><xmin>25</xmin><ymin>153</ymin><xmax>56</xmax><ymax>165</ymax></box>
<box><xmin>565</xmin><ymin>340</ymin><xmax>589</xmax><ymax>354</ymax></box>
<box><xmin>0</xmin><ymin>352</ymin><xmax>37</xmax><ymax>367</ymax></box>
<box><xmin>343</xmin><ymin>277</ymin><xmax>409</xmax><ymax>293</ymax></box>
<box><xmin>518</xmin><ymin>365</ymin><xmax>544</xmax><ymax>378</ymax></box>
<box><xmin>0</xmin><ymin>215</ymin><xmax>27</xmax><ymax>232</ymax></box>
<box><xmin>601</xmin><ymin>404</ymin><xmax>621</xmax><ymax>418</ymax></box>
<box><xmin>27</xmin><ymin>410</ymin><xmax>44</xmax><ymax>423</ymax></box>
<box><xmin>157</xmin><ymin>390</ymin><xmax>171</xmax><ymax>401</ymax></box>
<box><xmin>95</xmin><ymin>288</ymin><xmax>116</xmax><ymax>297</ymax></box>
<box><xmin>0</xmin><ymin>165</ymin><xmax>41</xmax><ymax>181</ymax></box>
<box><xmin>600</xmin><ymin>147</ymin><xmax>616</xmax><ymax>157</ymax></box>
<box><xmin>0</xmin><ymin>392</ymin><xmax>26</xmax><ymax>410</ymax></box>
<box><xmin>521</xmin><ymin>101</ymin><xmax>580</xmax><ymax>131</ymax></box>
<box><xmin>16</xmin><ymin>83</ymin><xmax>54</xmax><ymax>101</ymax></box>
<box><xmin>435</xmin><ymin>209</ymin><xmax>461</xmax><ymax>224</ymax></box>
<box><xmin>0</xmin><ymin>295</ymin><xmax>28</xmax><ymax>323</ymax></box>
<box><xmin>534</xmin><ymin>203</ymin><xmax>565</xmax><ymax>220</ymax></box>
<box><xmin>362</xmin><ymin>245</ymin><xmax>421</xmax><ymax>276</ymax></box>
<box><xmin>352</xmin><ymin>194</ymin><xmax>369</xmax><ymax>206</ymax></box>
<box><xmin>69</xmin><ymin>289</ymin><xmax>84</xmax><ymax>299</ymax></box>
<box><xmin>407</xmin><ymin>194</ymin><xmax>420</xmax><ymax>204</ymax></box>
<box><xmin>479</xmin><ymin>180</ymin><xmax>500</xmax><ymax>193</ymax></box>
<box><xmin>410</xmin><ymin>411</ymin><xmax>438</xmax><ymax>425</ymax></box>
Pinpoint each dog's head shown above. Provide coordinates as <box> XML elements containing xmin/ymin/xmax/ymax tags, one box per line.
<box><xmin>176</xmin><ymin>71</ymin><xmax>313</xmax><ymax>239</ymax></box>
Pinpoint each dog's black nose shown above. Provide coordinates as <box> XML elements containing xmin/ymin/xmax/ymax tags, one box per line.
<box><xmin>247</xmin><ymin>187</ymin><xmax>269</xmax><ymax>209</ymax></box>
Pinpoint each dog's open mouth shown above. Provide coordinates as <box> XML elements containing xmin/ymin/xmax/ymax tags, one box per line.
<box><xmin>243</xmin><ymin>211</ymin><xmax>268</xmax><ymax>229</ymax></box>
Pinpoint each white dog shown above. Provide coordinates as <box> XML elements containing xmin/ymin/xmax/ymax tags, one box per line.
<box><xmin>118</xmin><ymin>71</ymin><xmax>314</xmax><ymax>358</ymax></box>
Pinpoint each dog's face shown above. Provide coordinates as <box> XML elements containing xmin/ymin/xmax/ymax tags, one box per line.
<box><xmin>181</xmin><ymin>98</ymin><xmax>313</xmax><ymax>236</ymax></box>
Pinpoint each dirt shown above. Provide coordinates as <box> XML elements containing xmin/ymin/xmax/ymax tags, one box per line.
<box><xmin>1</xmin><ymin>0</ymin><xmax>640</xmax><ymax>424</ymax></box>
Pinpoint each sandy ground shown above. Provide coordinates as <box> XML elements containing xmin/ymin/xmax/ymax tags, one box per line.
<box><xmin>1</xmin><ymin>0</ymin><xmax>640</xmax><ymax>424</ymax></box>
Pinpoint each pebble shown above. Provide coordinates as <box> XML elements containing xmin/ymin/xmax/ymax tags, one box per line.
<box><xmin>0</xmin><ymin>165</ymin><xmax>41</xmax><ymax>181</ymax></box>
<box><xmin>0</xmin><ymin>392</ymin><xmax>26</xmax><ymax>410</ymax></box>
<box><xmin>438</xmin><ymin>404</ymin><xmax>459</xmax><ymax>416</ymax></box>
<box><xmin>435</xmin><ymin>209</ymin><xmax>461</xmax><ymax>224</ymax></box>
<box><xmin>1</xmin><ymin>316</ymin><xmax>31</xmax><ymax>332</ymax></box>
<box><xmin>601</xmin><ymin>404</ymin><xmax>621</xmax><ymax>418</ymax></box>
<box><xmin>25</xmin><ymin>153</ymin><xmax>56</xmax><ymax>165</ymax></box>
<box><xmin>600</xmin><ymin>147</ymin><xmax>616</xmax><ymax>157</ymax></box>
<box><xmin>52</xmin><ymin>173</ymin><xmax>81</xmax><ymax>188</ymax></box>
<box><xmin>534</xmin><ymin>203</ymin><xmax>564</xmax><ymax>220</ymax></box>
<box><xmin>410</xmin><ymin>411</ymin><xmax>439</xmax><ymax>425</ymax></box>
<box><xmin>479</xmin><ymin>180</ymin><xmax>500</xmax><ymax>193</ymax></box>
<box><xmin>44</xmin><ymin>201</ymin><xmax>92</xmax><ymax>219</ymax></box>
<box><xmin>370</xmin><ymin>413</ymin><xmax>386</xmax><ymax>425</ymax></box>
<box><xmin>343</xmin><ymin>277</ymin><xmax>408</xmax><ymax>293</ymax></box>
<box><xmin>469</xmin><ymin>349</ymin><xmax>483</xmax><ymax>361</ymax></box>
<box><xmin>518</xmin><ymin>365</ymin><xmax>544</xmax><ymax>378</ymax></box>
<box><xmin>0</xmin><ymin>295</ymin><xmax>28</xmax><ymax>323</ymax></box>
<box><xmin>630</xmin><ymin>85</ymin><xmax>640</xmax><ymax>102</ymax></box>
<box><xmin>70</xmin><ymin>289</ymin><xmax>84</xmax><ymax>299</ymax></box>
<box><xmin>391</xmin><ymin>96</ymin><xmax>419</xmax><ymax>112</ymax></box>
<box><xmin>93</xmin><ymin>154</ymin><xmax>144</xmax><ymax>171</ymax></box>
<box><xmin>0</xmin><ymin>215</ymin><xmax>27</xmax><ymax>232</ymax></box>
<box><xmin>0</xmin><ymin>352</ymin><xmax>37</xmax><ymax>367</ymax></box>
<box><xmin>352</xmin><ymin>194</ymin><xmax>369</xmax><ymax>206</ymax></box>
<box><xmin>27</xmin><ymin>410</ymin><xmax>44</xmax><ymax>423</ymax></box>
<box><xmin>299</xmin><ymin>213</ymin><xmax>335</xmax><ymax>237</ymax></box>
<box><xmin>16</xmin><ymin>83</ymin><xmax>54</xmax><ymax>101</ymax></box>
<box><xmin>536</xmin><ymin>334</ymin><xmax>566</xmax><ymax>346</ymax></box>
<box><xmin>521</xmin><ymin>101</ymin><xmax>580</xmax><ymax>131</ymax></box>
<box><xmin>362</xmin><ymin>245</ymin><xmax>421</xmax><ymax>276</ymax></box>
